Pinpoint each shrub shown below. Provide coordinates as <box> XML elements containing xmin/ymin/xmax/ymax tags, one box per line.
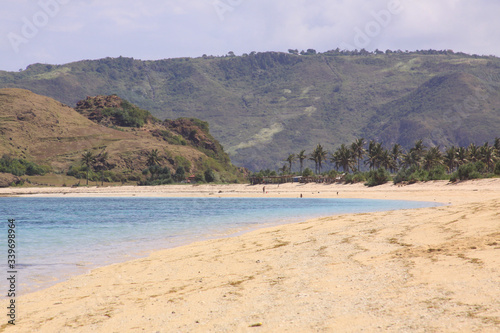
<box><xmin>67</xmin><ymin>165</ymin><xmax>92</xmax><ymax>179</ymax></box>
<box><xmin>428</xmin><ymin>165</ymin><xmax>448</xmax><ymax>181</ymax></box>
<box><xmin>0</xmin><ymin>155</ymin><xmax>50</xmax><ymax>176</ymax></box>
<box><xmin>204</xmin><ymin>169</ymin><xmax>216</xmax><ymax>183</ymax></box>
<box><xmin>495</xmin><ymin>161</ymin><xmax>500</xmax><ymax>175</ymax></box>
<box><xmin>352</xmin><ymin>172</ymin><xmax>366</xmax><ymax>183</ymax></box>
<box><xmin>174</xmin><ymin>166</ymin><xmax>185</xmax><ymax>182</ymax></box>
<box><xmin>327</xmin><ymin>170</ymin><xmax>338</xmax><ymax>179</ymax></box>
<box><xmin>409</xmin><ymin>169</ymin><xmax>429</xmax><ymax>183</ymax></box>
<box><xmin>394</xmin><ymin>166</ymin><xmax>429</xmax><ymax>184</ymax></box>
<box><xmin>174</xmin><ymin>156</ymin><xmax>191</xmax><ymax>173</ymax></box>
<box><xmin>474</xmin><ymin>161</ymin><xmax>487</xmax><ymax>174</ymax></box>
<box><xmin>194</xmin><ymin>173</ymin><xmax>206</xmax><ymax>183</ymax></box>
<box><xmin>343</xmin><ymin>173</ymin><xmax>365</xmax><ymax>184</ymax></box>
<box><xmin>343</xmin><ymin>173</ymin><xmax>354</xmax><ymax>184</ymax></box>
<box><xmin>453</xmin><ymin>163</ymin><xmax>482</xmax><ymax>181</ymax></box>
<box><xmin>302</xmin><ymin>168</ymin><xmax>313</xmax><ymax>177</ymax></box>
<box><xmin>393</xmin><ymin>168</ymin><xmax>410</xmax><ymax>184</ymax></box>
<box><xmin>365</xmin><ymin>168</ymin><xmax>390</xmax><ymax>187</ymax></box>
<box><xmin>101</xmin><ymin>100</ymin><xmax>156</xmax><ymax>128</ymax></box>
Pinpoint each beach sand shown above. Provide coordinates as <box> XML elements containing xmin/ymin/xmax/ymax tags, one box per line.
<box><xmin>1</xmin><ymin>179</ymin><xmax>499</xmax><ymax>332</ymax></box>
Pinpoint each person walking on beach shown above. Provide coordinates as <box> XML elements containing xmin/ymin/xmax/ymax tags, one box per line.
<box><xmin>263</xmin><ymin>186</ymin><xmax>266</xmax><ymax>194</ymax></box>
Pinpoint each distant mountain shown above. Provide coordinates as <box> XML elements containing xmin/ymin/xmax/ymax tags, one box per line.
<box><xmin>1</xmin><ymin>50</ymin><xmax>499</xmax><ymax>170</ymax></box>
<box><xmin>0</xmin><ymin>88</ymin><xmax>245</xmax><ymax>183</ymax></box>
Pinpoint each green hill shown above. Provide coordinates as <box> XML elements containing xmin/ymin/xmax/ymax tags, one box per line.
<box><xmin>1</xmin><ymin>50</ymin><xmax>499</xmax><ymax>170</ymax></box>
<box><xmin>0</xmin><ymin>89</ymin><xmax>245</xmax><ymax>185</ymax></box>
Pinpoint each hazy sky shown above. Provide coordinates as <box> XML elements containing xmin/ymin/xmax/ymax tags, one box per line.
<box><xmin>1</xmin><ymin>0</ymin><xmax>499</xmax><ymax>72</ymax></box>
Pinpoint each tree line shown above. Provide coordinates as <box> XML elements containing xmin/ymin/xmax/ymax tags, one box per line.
<box><xmin>254</xmin><ymin>138</ymin><xmax>500</xmax><ymax>186</ymax></box>
<box><xmin>72</xmin><ymin>149</ymin><xmax>218</xmax><ymax>186</ymax></box>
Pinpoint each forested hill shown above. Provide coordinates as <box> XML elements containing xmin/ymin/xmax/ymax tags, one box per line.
<box><xmin>1</xmin><ymin>50</ymin><xmax>499</xmax><ymax>170</ymax></box>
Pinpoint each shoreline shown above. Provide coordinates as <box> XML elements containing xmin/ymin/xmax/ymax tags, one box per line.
<box><xmin>1</xmin><ymin>178</ymin><xmax>499</xmax><ymax>203</ymax></box>
<box><xmin>1</xmin><ymin>179</ymin><xmax>499</xmax><ymax>332</ymax></box>
<box><xmin>1</xmin><ymin>194</ymin><xmax>440</xmax><ymax>298</ymax></box>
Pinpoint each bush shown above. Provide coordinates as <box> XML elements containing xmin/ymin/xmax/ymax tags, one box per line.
<box><xmin>343</xmin><ymin>173</ymin><xmax>354</xmax><ymax>184</ymax></box>
<box><xmin>101</xmin><ymin>100</ymin><xmax>156</xmax><ymax>128</ymax></box>
<box><xmin>409</xmin><ymin>169</ymin><xmax>429</xmax><ymax>183</ymax></box>
<box><xmin>204</xmin><ymin>169</ymin><xmax>216</xmax><ymax>183</ymax></box>
<box><xmin>394</xmin><ymin>166</ymin><xmax>431</xmax><ymax>184</ymax></box>
<box><xmin>140</xmin><ymin>165</ymin><xmax>172</xmax><ymax>185</ymax></box>
<box><xmin>428</xmin><ymin>165</ymin><xmax>448</xmax><ymax>181</ymax></box>
<box><xmin>67</xmin><ymin>165</ymin><xmax>93</xmax><ymax>179</ymax></box>
<box><xmin>159</xmin><ymin>130</ymin><xmax>187</xmax><ymax>146</ymax></box>
<box><xmin>0</xmin><ymin>155</ymin><xmax>50</xmax><ymax>176</ymax></box>
<box><xmin>343</xmin><ymin>173</ymin><xmax>365</xmax><ymax>184</ymax></box>
<box><xmin>474</xmin><ymin>161</ymin><xmax>487</xmax><ymax>174</ymax></box>
<box><xmin>302</xmin><ymin>168</ymin><xmax>313</xmax><ymax>177</ymax></box>
<box><xmin>194</xmin><ymin>173</ymin><xmax>206</xmax><ymax>183</ymax></box>
<box><xmin>365</xmin><ymin>168</ymin><xmax>390</xmax><ymax>187</ymax></box>
<box><xmin>174</xmin><ymin>156</ymin><xmax>191</xmax><ymax>173</ymax></box>
<box><xmin>451</xmin><ymin>163</ymin><xmax>482</xmax><ymax>181</ymax></box>
<box><xmin>174</xmin><ymin>166</ymin><xmax>185</xmax><ymax>182</ymax></box>
<box><xmin>495</xmin><ymin>161</ymin><xmax>500</xmax><ymax>175</ymax></box>
<box><xmin>327</xmin><ymin>169</ymin><xmax>338</xmax><ymax>179</ymax></box>
<box><xmin>352</xmin><ymin>172</ymin><xmax>366</xmax><ymax>183</ymax></box>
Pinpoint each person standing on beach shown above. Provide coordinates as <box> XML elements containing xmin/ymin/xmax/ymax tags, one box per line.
<box><xmin>263</xmin><ymin>186</ymin><xmax>266</xmax><ymax>194</ymax></box>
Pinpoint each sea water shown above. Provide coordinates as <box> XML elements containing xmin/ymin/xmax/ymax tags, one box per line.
<box><xmin>0</xmin><ymin>197</ymin><xmax>440</xmax><ymax>295</ymax></box>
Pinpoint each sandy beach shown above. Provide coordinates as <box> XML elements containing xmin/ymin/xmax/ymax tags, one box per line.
<box><xmin>1</xmin><ymin>179</ymin><xmax>499</xmax><ymax>332</ymax></box>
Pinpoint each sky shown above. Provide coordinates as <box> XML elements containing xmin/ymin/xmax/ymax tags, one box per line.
<box><xmin>1</xmin><ymin>0</ymin><xmax>500</xmax><ymax>72</ymax></box>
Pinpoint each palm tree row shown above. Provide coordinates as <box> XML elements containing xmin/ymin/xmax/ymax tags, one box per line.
<box><xmin>80</xmin><ymin>150</ymin><xmax>110</xmax><ymax>185</ymax></box>
<box><xmin>284</xmin><ymin>137</ymin><xmax>500</xmax><ymax>175</ymax></box>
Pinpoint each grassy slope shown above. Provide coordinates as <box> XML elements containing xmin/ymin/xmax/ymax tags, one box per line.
<box><xmin>0</xmin><ymin>88</ymin><xmax>244</xmax><ymax>183</ymax></box>
<box><xmin>1</xmin><ymin>52</ymin><xmax>499</xmax><ymax>170</ymax></box>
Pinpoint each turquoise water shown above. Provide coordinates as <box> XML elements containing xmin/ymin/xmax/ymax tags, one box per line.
<box><xmin>1</xmin><ymin>197</ymin><xmax>440</xmax><ymax>295</ymax></box>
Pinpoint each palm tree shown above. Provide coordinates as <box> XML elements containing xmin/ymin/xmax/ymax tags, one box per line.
<box><xmin>332</xmin><ymin>144</ymin><xmax>354</xmax><ymax>173</ymax></box>
<box><xmin>410</xmin><ymin>139</ymin><xmax>427</xmax><ymax>164</ymax></box>
<box><xmin>147</xmin><ymin>149</ymin><xmax>160</xmax><ymax>167</ymax></box>
<box><xmin>279</xmin><ymin>164</ymin><xmax>289</xmax><ymax>176</ymax></box>
<box><xmin>456</xmin><ymin>147</ymin><xmax>468</xmax><ymax>166</ymax></box>
<box><xmin>350</xmin><ymin>138</ymin><xmax>366</xmax><ymax>172</ymax></box>
<box><xmin>379</xmin><ymin>149</ymin><xmax>393</xmax><ymax>171</ymax></box>
<box><xmin>480</xmin><ymin>143</ymin><xmax>497</xmax><ymax>172</ymax></box>
<box><xmin>390</xmin><ymin>144</ymin><xmax>403</xmax><ymax>173</ymax></box>
<box><xmin>81</xmin><ymin>151</ymin><xmax>96</xmax><ymax>186</ymax></box>
<box><xmin>285</xmin><ymin>154</ymin><xmax>296</xmax><ymax>173</ymax></box>
<box><xmin>309</xmin><ymin>150</ymin><xmax>319</xmax><ymax>174</ymax></box>
<box><xmin>94</xmin><ymin>151</ymin><xmax>109</xmax><ymax>186</ymax></box>
<box><xmin>423</xmin><ymin>146</ymin><xmax>443</xmax><ymax>171</ymax></box>
<box><xmin>365</xmin><ymin>141</ymin><xmax>384</xmax><ymax>170</ymax></box>
<box><xmin>315</xmin><ymin>144</ymin><xmax>328</xmax><ymax>174</ymax></box>
<box><xmin>443</xmin><ymin>146</ymin><xmax>458</xmax><ymax>173</ymax></box>
<box><xmin>310</xmin><ymin>144</ymin><xmax>327</xmax><ymax>174</ymax></box>
<box><xmin>467</xmin><ymin>143</ymin><xmax>480</xmax><ymax>162</ymax></box>
<box><xmin>494</xmin><ymin>137</ymin><xmax>500</xmax><ymax>154</ymax></box>
<box><xmin>365</xmin><ymin>140</ymin><xmax>376</xmax><ymax>171</ymax></box>
<box><xmin>297</xmin><ymin>150</ymin><xmax>307</xmax><ymax>174</ymax></box>
<box><xmin>401</xmin><ymin>150</ymin><xmax>421</xmax><ymax>169</ymax></box>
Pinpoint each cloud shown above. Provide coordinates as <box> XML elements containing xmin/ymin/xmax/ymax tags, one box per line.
<box><xmin>1</xmin><ymin>0</ymin><xmax>499</xmax><ymax>71</ymax></box>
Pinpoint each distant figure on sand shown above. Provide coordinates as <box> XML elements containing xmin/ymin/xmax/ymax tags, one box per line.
<box><xmin>263</xmin><ymin>186</ymin><xmax>266</xmax><ymax>193</ymax></box>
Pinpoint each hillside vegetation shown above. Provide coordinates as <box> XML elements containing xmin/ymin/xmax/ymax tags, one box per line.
<box><xmin>1</xmin><ymin>50</ymin><xmax>499</xmax><ymax>170</ymax></box>
<box><xmin>0</xmin><ymin>88</ymin><xmax>245</xmax><ymax>186</ymax></box>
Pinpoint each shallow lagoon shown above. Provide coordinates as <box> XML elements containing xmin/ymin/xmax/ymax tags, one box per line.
<box><xmin>0</xmin><ymin>197</ymin><xmax>440</xmax><ymax>294</ymax></box>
